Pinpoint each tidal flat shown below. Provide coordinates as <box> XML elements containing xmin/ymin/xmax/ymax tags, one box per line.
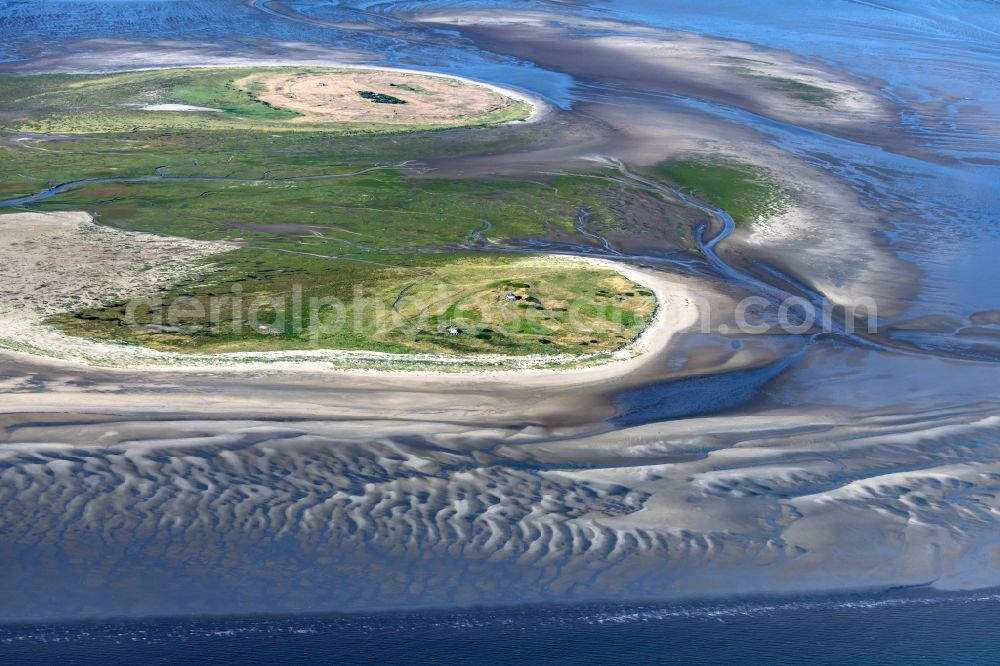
<box><xmin>0</xmin><ymin>0</ymin><xmax>999</xmax><ymax>632</ymax></box>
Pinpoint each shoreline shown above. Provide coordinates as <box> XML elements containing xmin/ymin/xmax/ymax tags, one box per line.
<box><xmin>0</xmin><ymin>212</ymin><xmax>696</xmax><ymax>381</ymax></box>
<box><xmin>3</xmin><ymin>582</ymin><xmax>997</xmax><ymax>625</ymax></box>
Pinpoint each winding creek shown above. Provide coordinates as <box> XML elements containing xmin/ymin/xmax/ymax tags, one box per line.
<box><xmin>0</xmin><ymin>162</ymin><xmax>415</xmax><ymax>208</ymax></box>
<box><xmin>0</xmin><ymin>146</ymin><xmax>987</xmax><ymax>369</ymax></box>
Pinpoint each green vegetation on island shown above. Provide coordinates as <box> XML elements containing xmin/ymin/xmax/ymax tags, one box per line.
<box><xmin>27</xmin><ymin>163</ymin><xmax>656</xmax><ymax>356</ymax></box>
<box><xmin>725</xmin><ymin>60</ymin><xmax>841</xmax><ymax>107</ymax></box>
<box><xmin>49</xmin><ymin>255</ymin><xmax>654</xmax><ymax>356</ymax></box>
<box><xmin>0</xmin><ymin>67</ymin><xmax>530</xmax><ymax>134</ymax></box>
<box><xmin>0</xmin><ymin>68</ymin><xmax>670</xmax><ymax>359</ymax></box>
<box><xmin>3</xmin><ymin>64</ymin><xmax>846</xmax><ymax>364</ymax></box>
<box><xmin>649</xmin><ymin>158</ymin><xmax>790</xmax><ymax>227</ymax></box>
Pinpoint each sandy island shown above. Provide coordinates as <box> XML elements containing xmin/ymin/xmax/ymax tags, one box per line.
<box><xmin>0</xmin><ymin>211</ymin><xmax>698</xmax><ymax>378</ymax></box>
<box><xmin>239</xmin><ymin>68</ymin><xmax>521</xmax><ymax>125</ymax></box>
<box><xmin>55</xmin><ymin>62</ymin><xmax>549</xmax><ymax>127</ymax></box>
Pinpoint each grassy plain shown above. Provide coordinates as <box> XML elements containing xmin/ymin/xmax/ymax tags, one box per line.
<box><xmin>50</xmin><ymin>255</ymin><xmax>654</xmax><ymax>356</ymax></box>
<box><xmin>649</xmin><ymin>158</ymin><xmax>789</xmax><ymax>228</ymax></box>
<box><xmin>32</xmin><ymin>165</ymin><xmax>654</xmax><ymax>356</ymax></box>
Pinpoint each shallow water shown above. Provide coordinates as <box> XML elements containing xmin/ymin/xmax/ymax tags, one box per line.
<box><xmin>716</xmin><ymin>2</ymin><xmax>994</xmax><ymax>329</ymax></box>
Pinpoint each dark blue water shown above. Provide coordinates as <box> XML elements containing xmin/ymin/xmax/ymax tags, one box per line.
<box><xmin>614</xmin><ymin>350</ymin><xmax>803</xmax><ymax>426</ymax></box>
<box><xmin>3</xmin><ymin>590</ymin><xmax>999</xmax><ymax>664</ymax></box>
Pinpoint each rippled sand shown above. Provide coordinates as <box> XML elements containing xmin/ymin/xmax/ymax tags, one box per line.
<box><xmin>2</xmin><ymin>350</ymin><xmax>1000</xmax><ymax>619</ymax></box>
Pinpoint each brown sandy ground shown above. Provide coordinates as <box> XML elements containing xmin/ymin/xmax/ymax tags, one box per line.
<box><xmin>241</xmin><ymin>69</ymin><xmax>518</xmax><ymax>125</ymax></box>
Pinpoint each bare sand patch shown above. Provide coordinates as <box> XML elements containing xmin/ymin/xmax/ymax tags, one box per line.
<box><xmin>241</xmin><ymin>69</ymin><xmax>524</xmax><ymax>126</ymax></box>
<box><xmin>0</xmin><ymin>211</ymin><xmax>234</xmax><ymax>360</ymax></box>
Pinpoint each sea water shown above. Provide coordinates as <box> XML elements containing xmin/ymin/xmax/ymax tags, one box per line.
<box><xmin>3</xmin><ymin>589</ymin><xmax>999</xmax><ymax>664</ymax></box>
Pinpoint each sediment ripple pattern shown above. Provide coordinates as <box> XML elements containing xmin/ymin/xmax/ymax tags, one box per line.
<box><xmin>2</xmin><ymin>405</ymin><xmax>1000</xmax><ymax>620</ymax></box>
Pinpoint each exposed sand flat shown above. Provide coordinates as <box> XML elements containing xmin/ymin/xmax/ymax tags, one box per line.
<box><xmin>407</xmin><ymin>15</ymin><xmax>917</xmax><ymax>316</ymax></box>
<box><xmin>1</xmin><ymin>362</ymin><xmax>999</xmax><ymax>619</ymax></box>
<box><xmin>0</xmin><ymin>211</ymin><xmax>697</xmax><ymax>377</ymax></box>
